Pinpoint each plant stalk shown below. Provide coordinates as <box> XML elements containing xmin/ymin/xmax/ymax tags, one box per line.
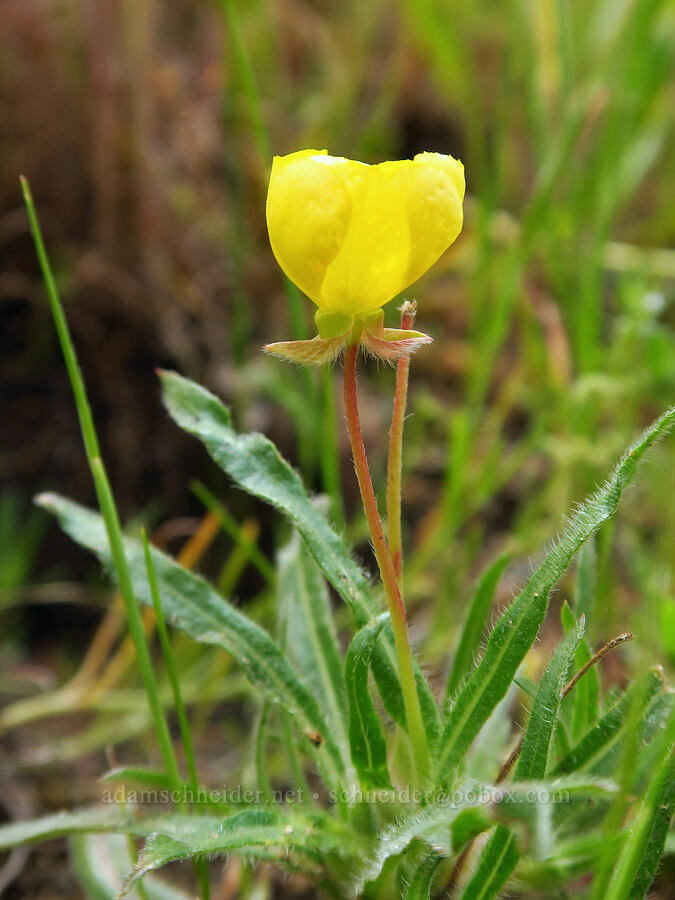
<box><xmin>386</xmin><ymin>301</ymin><xmax>416</xmax><ymax>582</ymax></box>
<box><xmin>343</xmin><ymin>343</ymin><xmax>429</xmax><ymax>780</ymax></box>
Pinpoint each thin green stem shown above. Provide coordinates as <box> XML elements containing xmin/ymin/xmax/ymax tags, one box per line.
<box><xmin>142</xmin><ymin>529</ymin><xmax>199</xmax><ymax>794</ymax></box>
<box><xmin>21</xmin><ymin>177</ymin><xmax>100</xmax><ymax>462</ymax></box>
<box><xmin>386</xmin><ymin>301</ymin><xmax>416</xmax><ymax>582</ymax></box>
<box><xmin>89</xmin><ymin>458</ymin><xmax>182</xmax><ymax>792</ymax></box>
<box><xmin>23</xmin><ymin>175</ymin><xmax>207</xmax><ymax>899</ymax></box>
<box><xmin>190</xmin><ymin>480</ymin><xmax>275</xmax><ymax>585</ymax></box>
<box><xmin>342</xmin><ymin>344</ymin><xmax>429</xmax><ymax>781</ymax></box>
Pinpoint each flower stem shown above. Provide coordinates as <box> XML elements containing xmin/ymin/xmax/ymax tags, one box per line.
<box><xmin>343</xmin><ymin>343</ymin><xmax>429</xmax><ymax>780</ymax></box>
<box><xmin>386</xmin><ymin>301</ymin><xmax>416</xmax><ymax>582</ymax></box>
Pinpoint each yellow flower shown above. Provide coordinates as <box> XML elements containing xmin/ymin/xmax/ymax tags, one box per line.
<box><xmin>264</xmin><ymin>149</ymin><xmax>465</xmax><ymax>365</ymax></box>
<box><xmin>266</xmin><ymin>149</ymin><xmax>465</xmax><ymax>318</ymax></box>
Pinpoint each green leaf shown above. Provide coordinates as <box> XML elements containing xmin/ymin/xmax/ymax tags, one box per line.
<box><xmin>574</xmin><ymin>537</ymin><xmax>597</xmax><ymax>624</ymax></box>
<box><xmin>404</xmin><ymin>846</ymin><xmax>443</xmax><ymax>899</ymax></box>
<box><xmin>561</xmin><ymin>602</ymin><xmax>599</xmax><ymax>740</ymax></box>
<box><xmin>628</xmin><ymin>753</ymin><xmax>675</xmax><ymax>899</ymax></box>
<box><xmin>458</xmin><ymin>826</ymin><xmax>519</xmax><ymax>900</ymax></box>
<box><xmin>354</xmin><ymin>778</ymin><xmax>486</xmax><ymax>892</ymax></box>
<box><xmin>159</xmin><ymin>370</ymin><xmax>440</xmax><ymax>744</ymax></box>
<box><xmin>0</xmin><ymin>808</ymin><xmax>132</xmax><ymax>851</ymax></box>
<box><xmin>99</xmin><ymin>767</ymin><xmax>173</xmax><ymax>789</ymax></box>
<box><xmin>121</xmin><ymin>809</ymin><xmax>358</xmax><ymax>896</ymax></box>
<box><xmin>70</xmin><ymin>833</ymin><xmax>192</xmax><ymax>900</ymax></box>
<box><xmin>445</xmin><ymin>553</ymin><xmax>511</xmax><ymax>702</ymax></box>
<box><xmin>554</xmin><ymin>668</ymin><xmax>666</xmax><ymax>776</ymax></box>
<box><xmin>516</xmin><ymin>619</ymin><xmax>585</xmax><ymax>780</ymax></box>
<box><xmin>345</xmin><ymin>614</ymin><xmax>393</xmax><ymax>790</ymax></box>
<box><xmin>278</xmin><ymin>529</ymin><xmax>350</xmax><ymax>773</ymax></box>
<box><xmin>437</xmin><ymin>406</ymin><xmax>675</xmax><ymax>781</ymax></box>
<box><xmin>602</xmin><ymin>700</ymin><xmax>675</xmax><ymax>900</ymax></box>
<box><xmin>37</xmin><ymin>494</ymin><xmax>345</xmax><ymax>789</ymax></box>
<box><xmin>462</xmin><ymin>621</ymin><xmax>587</xmax><ymax>895</ymax></box>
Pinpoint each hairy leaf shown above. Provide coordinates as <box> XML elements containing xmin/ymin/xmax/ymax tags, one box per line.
<box><xmin>344</xmin><ymin>614</ymin><xmax>392</xmax><ymax>790</ymax></box>
<box><xmin>517</xmin><ymin>619</ymin><xmax>585</xmax><ymax>780</ymax></box>
<box><xmin>159</xmin><ymin>370</ymin><xmax>440</xmax><ymax>742</ymax></box>
<box><xmin>462</xmin><ymin>621</ymin><xmax>588</xmax><ymax>897</ymax></box>
<box><xmin>70</xmin><ymin>833</ymin><xmax>191</xmax><ymax>900</ymax></box>
<box><xmin>437</xmin><ymin>407</ymin><xmax>675</xmax><ymax>781</ymax></box>
<box><xmin>554</xmin><ymin>668</ymin><xmax>666</xmax><ymax>776</ymax></box>
<box><xmin>278</xmin><ymin>530</ymin><xmax>350</xmax><ymax>773</ymax></box>
<box><xmin>445</xmin><ymin>553</ymin><xmax>510</xmax><ymax>702</ymax></box>
<box><xmin>404</xmin><ymin>846</ymin><xmax>443</xmax><ymax>899</ymax></box>
<box><xmin>121</xmin><ymin>809</ymin><xmax>357</xmax><ymax>895</ymax></box>
<box><xmin>37</xmin><ymin>494</ymin><xmax>345</xmax><ymax>789</ymax></box>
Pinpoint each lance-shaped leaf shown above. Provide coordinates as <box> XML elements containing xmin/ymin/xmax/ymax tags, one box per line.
<box><xmin>402</xmin><ymin>845</ymin><xmax>443</xmax><ymax>899</ymax></box>
<box><xmin>344</xmin><ymin>614</ymin><xmax>393</xmax><ymax>790</ymax></box>
<box><xmin>445</xmin><ymin>553</ymin><xmax>511</xmax><ymax>703</ymax></box>
<box><xmin>278</xmin><ymin>530</ymin><xmax>350</xmax><ymax>774</ymax></box>
<box><xmin>517</xmin><ymin>619</ymin><xmax>585</xmax><ymax>780</ymax></box>
<box><xmin>554</xmin><ymin>668</ymin><xmax>666</xmax><ymax>776</ymax></box>
<box><xmin>561</xmin><ymin>602</ymin><xmax>599</xmax><ymax>740</ymax></box>
<box><xmin>460</xmin><ymin>621</ymin><xmax>587</xmax><ymax>899</ymax></box>
<box><xmin>437</xmin><ymin>406</ymin><xmax>675</xmax><ymax>781</ymax></box>
<box><xmin>121</xmin><ymin>809</ymin><xmax>359</xmax><ymax>896</ymax></box>
<box><xmin>601</xmin><ymin>699</ymin><xmax>675</xmax><ymax>900</ymax></box>
<box><xmin>159</xmin><ymin>370</ymin><xmax>440</xmax><ymax>743</ymax></box>
<box><xmin>0</xmin><ymin>808</ymin><xmax>133</xmax><ymax>851</ymax></box>
<box><xmin>37</xmin><ymin>495</ymin><xmax>345</xmax><ymax>790</ymax></box>
<box><xmin>70</xmin><ymin>833</ymin><xmax>192</xmax><ymax>900</ymax></box>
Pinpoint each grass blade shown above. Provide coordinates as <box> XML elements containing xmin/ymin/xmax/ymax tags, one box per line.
<box><xmin>20</xmin><ymin>176</ymin><xmax>183</xmax><ymax>795</ymax></box>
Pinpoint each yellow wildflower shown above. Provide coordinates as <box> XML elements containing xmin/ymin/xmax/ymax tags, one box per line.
<box><xmin>265</xmin><ymin>149</ymin><xmax>465</xmax><ymax>364</ymax></box>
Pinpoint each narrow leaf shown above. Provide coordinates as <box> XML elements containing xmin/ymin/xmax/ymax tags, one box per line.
<box><xmin>344</xmin><ymin>614</ymin><xmax>393</xmax><ymax>790</ymax></box>
<box><xmin>437</xmin><ymin>407</ymin><xmax>675</xmax><ymax>781</ymax></box>
<box><xmin>462</xmin><ymin>621</ymin><xmax>587</xmax><ymax>897</ymax></box>
<box><xmin>561</xmin><ymin>602</ymin><xmax>599</xmax><ymax>740</ymax></box>
<box><xmin>278</xmin><ymin>530</ymin><xmax>350</xmax><ymax>772</ymax></box>
<box><xmin>121</xmin><ymin>809</ymin><xmax>357</xmax><ymax>895</ymax></box>
<box><xmin>445</xmin><ymin>553</ymin><xmax>511</xmax><ymax>702</ymax></box>
<box><xmin>159</xmin><ymin>369</ymin><xmax>440</xmax><ymax>742</ymax></box>
<box><xmin>37</xmin><ymin>494</ymin><xmax>345</xmax><ymax>789</ymax></box>
<box><xmin>516</xmin><ymin>619</ymin><xmax>585</xmax><ymax>780</ymax></box>
<box><xmin>554</xmin><ymin>668</ymin><xmax>666</xmax><ymax>776</ymax></box>
<box><xmin>458</xmin><ymin>827</ymin><xmax>519</xmax><ymax>900</ymax></box>
<box><xmin>0</xmin><ymin>808</ymin><xmax>131</xmax><ymax>851</ymax></box>
<box><xmin>405</xmin><ymin>846</ymin><xmax>443</xmax><ymax>899</ymax></box>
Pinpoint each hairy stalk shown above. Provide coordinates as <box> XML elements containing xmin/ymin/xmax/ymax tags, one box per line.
<box><xmin>343</xmin><ymin>343</ymin><xmax>429</xmax><ymax>780</ymax></box>
<box><xmin>386</xmin><ymin>301</ymin><xmax>416</xmax><ymax>583</ymax></box>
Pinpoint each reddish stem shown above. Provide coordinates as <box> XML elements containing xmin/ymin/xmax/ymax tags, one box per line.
<box><xmin>343</xmin><ymin>342</ymin><xmax>429</xmax><ymax>779</ymax></box>
<box><xmin>387</xmin><ymin>302</ymin><xmax>416</xmax><ymax>582</ymax></box>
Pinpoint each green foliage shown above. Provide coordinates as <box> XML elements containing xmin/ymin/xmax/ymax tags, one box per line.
<box><xmin>36</xmin><ymin>493</ymin><xmax>347</xmax><ymax>791</ymax></box>
<box><xmin>437</xmin><ymin>406</ymin><xmax>674</xmax><ymax>784</ymax></box>
<box><xmin>344</xmin><ymin>614</ymin><xmax>393</xmax><ymax>790</ymax></box>
<box><xmin>3</xmin><ymin>388</ymin><xmax>667</xmax><ymax>897</ymax></box>
<box><xmin>160</xmin><ymin>369</ymin><xmax>441</xmax><ymax>742</ymax></box>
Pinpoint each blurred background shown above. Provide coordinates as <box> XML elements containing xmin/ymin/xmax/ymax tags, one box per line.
<box><xmin>1</xmin><ymin>0</ymin><xmax>674</xmax><ymax>895</ymax></box>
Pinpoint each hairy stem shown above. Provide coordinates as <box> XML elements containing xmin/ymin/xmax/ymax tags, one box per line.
<box><xmin>386</xmin><ymin>301</ymin><xmax>416</xmax><ymax>582</ymax></box>
<box><xmin>343</xmin><ymin>343</ymin><xmax>429</xmax><ymax>780</ymax></box>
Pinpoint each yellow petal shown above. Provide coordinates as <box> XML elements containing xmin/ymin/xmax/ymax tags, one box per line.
<box><xmin>401</xmin><ymin>153</ymin><xmax>465</xmax><ymax>288</ymax></box>
<box><xmin>266</xmin><ymin>150</ymin><xmax>465</xmax><ymax>315</ymax></box>
<box><xmin>266</xmin><ymin>150</ymin><xmax>354</xmax><ymax>307</ymax></box>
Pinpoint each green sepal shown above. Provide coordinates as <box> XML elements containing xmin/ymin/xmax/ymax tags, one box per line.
<box><xmin>315</xmin><ymin>308</ymin><xmax>354</xmax><ymax>340</ymax></box>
